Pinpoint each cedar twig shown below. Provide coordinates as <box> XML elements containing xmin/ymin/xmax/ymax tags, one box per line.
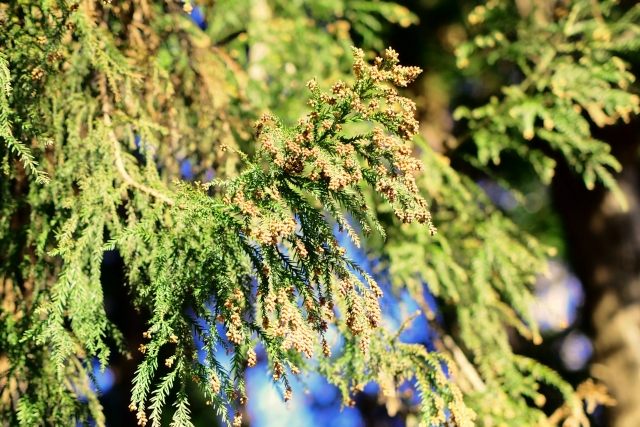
<box><xmin>103</xmin><ymin>112</ymin><xmax>175</xmax><ymax>206</ymax></box>
<box><xmin>98</xmin><ymin>71</ymin><xmax>175</xmax><ymax>206</ymax></box>
<box><xmin>415</xmin><ymin>295</ymin><xmax>487</xmax><ymax>393</ymax></box>
<box><xmin>548</xmin><ymin>379</ymin><xmax>615</xmax><ymax>425</ymax></box>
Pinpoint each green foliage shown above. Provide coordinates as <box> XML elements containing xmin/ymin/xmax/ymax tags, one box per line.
<box><xmin>454</xmin><ymin>0</ymin><xmax>640</xmax><ymax>205</ymax></box>
<box><xmin>373</xmin><ymin>135</ymin><xmax>565</xmax><ymax>425</ymax></box>
<box><xmin>363</xmin><ymin>0</ymin><xmax>640</xmax><ymax>425</ymax></box>
<box><xmin>1</xmin><ymin>0</ymin><xmax>639</xmax><ymax>427</ymax></box>
<box><xmin>0</xmin><ymin>1</ymin><xmax>443</xmax><ymax>425</ymax></box>
<box><xmin>106</xmin><ymin>46</ymin><xmax>444</xmax><ymax>427</ymax></box>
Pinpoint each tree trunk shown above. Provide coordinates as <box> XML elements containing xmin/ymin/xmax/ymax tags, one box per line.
<box><xmin>552</xmin><ymin>122</ymin><xmax>640</xmax><ymax>427</ymax></box>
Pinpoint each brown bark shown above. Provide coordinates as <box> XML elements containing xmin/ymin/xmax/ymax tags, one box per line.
<box><xmin>552</xmin><ymin>122</ymin><xmax>640</xmax><ymax>427</ymax></box>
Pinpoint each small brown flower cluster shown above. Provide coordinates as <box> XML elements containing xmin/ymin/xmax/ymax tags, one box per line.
<box><xmin>375</xmin><ymin>178</ymin><xmax>398</xmax><ymax>202</ymax></box>
<box><xmin>389</xmin><ymin>64</ymin><xmax>422</xmax><ymax>88</ymax></box>
<box><xmin>331</xmin><ymin>80</ymin><xmax>350</xmax><ymax>100</ymax></box>
<box><xmin>365</xmin><ymin>291</ymin><xmax>382</xmax><ymax>328</ymax></box>
<box><xmin>372</xmin><ymin>127</ymin><xmax>393</xmax><ymax>150</ymax></box>
<box><xmin>272</xmin><ymin>360</ymin><xmax>285</xmax><ymax>381</ymax></box>
<box><xmin>232</xmin><ymin>191</ymin><xmax>260</xmax><ymax>217</ymax></box>
<box><xmin>272</xmin><ymin>289</ymin><xmax>314</xmax><ymax>359</ymax></box>
<box><xmin>393</xmin><ymin>200</ymin><xmax>434</xmax><ymax>228</ymax></box>
<box><xmin>247</xmin><ymin>348</ymin><xmax>257</xmax><ymax>367</ymax></box>
<box><xmin>352</xmin><ymin>48</ymin><xmax>366</xmax><ymax>78</ymax></box>
<box><xmin>31</xmin><ymin>67</ymin><xmax>44</xmax><ymax>81</ymax></box>
<box><xmin>346</xmin><ymin>296</ymin><xmax>367</xmax><ymax>336</ymax></box>
<box><xmin>343</xmin><ymin>285</ymin><xmax>382</xmax><ymax>354</ymax></box>
<box><xmin>384</xmin><ymin>48</ymin><xmax>422</xmax><ymax>87</ymax></box>
<box><xmin>371</xmin><ymin>128</ymin><xmax>423</xmax><ymax>177</ymax></box>
<box><xmin>395</xmin><ymin>156</ymin><xmax>422</xmax><ymax>176</ymax></box>
<box><xmin>254</xmin><ymin>113</ymin><xmax>274</xmax><ymax>138</ymax></box>
<box><xmin>302</xmin><ymin>146</ymin><xmax>321</xmax><ymax>160</ymax></box>
<box><xmin>233</xmin><ymin>412</ymin><xmax>242</xmax><ymax>427</ymax></box>
<box><xmin>46</xmin><ymin>51</ymin><xmax>64</xmax><ymax>63</ymax></box>
<box><xmin>295</xmin><ymin>239</ymin><xmax>308</xmax><ymax>259</ymax></box>
<box><xmin>136</xmin><ymin>410</ymin><xmax>148</xmax><ymax>426</ymax></box>
<box><xmin>327</xmin><ymin>169</ymin><xmax>354</xmax><ymax>191</ymax></box>
<box><xmin>306</xmin><ymin>77</ymin><xmax>318</xmax><ymax>91</ymax></box>
<box><xmin>302</xmin><ymin>298</ymin><xmax>315</xmax><ymax>311</ymax></box>
<box><xmin>353</xmin><ymin>51</ymin><xmax>424</xmax><ymax>149</ymax></box>
<box><xmin>370</xmin><ymin>125</ymin><xmax>433</xmax><ymax>229</ymax></box>
<box><xmin>338</xmin><ymin>277</ymin><xmax>354</xmax><ymax>298</ymax></box>
<box><xmin>359</xmin><ymin>331</ymin><xmax>370</xmax><ymax>355</ymax></box>
<box><xmin>296</xmin><ymin>119</ymin><xmax>316</xmax><ymax>143</ymax></box>
<box><xmin>397</xmin><ymin>114</ymin><xmax>420</xmax><ymax>141</ymax></box>
<box><xmin>352</xmin><ymin>47</ymin><xmax>422</xmax><ymax>88</ymax></box>
<box><xmin>263</xmin><ymin>289</ymin><xmax>276</xmax><ymax>313</ymax></box>
<box><xmin>335</xmin><ymin>142</ymin><xmax>354</xmax><ymax>157</ymax></box>
<box><xmin>312</xmin><ymin>155</ymin><xmax>360</xmax><ymax>191</ymax></box>
<box><xmin>210</xmin><ymin>373</ymin><xmax>221</xmax><ymax>394</ymax></box>
<box><xmin>285</xmin><ymin>138</ymin><xmax>303</xmax><ymax>156</ymax></box>
<box><xmin>350</xmin><ymin>95</ymin><xmax>369</xmax><ymax>118</ymax></box>
<box><xmin>261</xmin><ymin>134</ymin><xmax>278</xmax><ymax>156</ymax></box>
<box><xmin>368</xmin><ymin>64</ymin><xmax>386</xmax><ymax>83</ymax></box>
<box><xmin>284</xmin><ymin>386</ymin><xmax>293</xmax><ymax>402</ymax></box>
<box><xmin>165</xmin><ymin>358</ymin><xmax>173</xmax><ymax>368</ymax></box>
<box><xmin>224</xmin><ymin>290</ymin><xmax>245</xmax><ymax>344</ymax></box>
<box><xmin>283</xmin><ymin>157</ymin><xmax>304</xmax><ymax>175</ymax></box>
<box><xmin>370</xmin><ymin>282</ymin><xmax>383</xmax><ymax>299</ymax></box>
<box><xmin>343</xmin><ymin>157</ymin><xmax>358</xmax><ymax>173</ymax></box>
<box><xmin>388</xmin><ymin>90</ymin><xmax>418</xmax><ymax>114</ymax></box>
<box><xmin>254</xmin><ymin>217</ymin><xmax>296</xmax><ymax>245</ymax></box>
<box><xmin>322</xmin><ymin>338</ymin><xmax>332</xmax><ymax>358</ymax></box>
<box><xmin>319</xmin><ymin>92</ymin><xmax>336</xmax><ymax>106</ymax></box>
<box><xmin>318</xmin><ymin>297</ymin><xmax>334</xmax><ymax>314</ymax></box>
<box><xmin>405</xmin><ymin>175</ymin><xmax>420</xmax><ymax>195</ymax></box>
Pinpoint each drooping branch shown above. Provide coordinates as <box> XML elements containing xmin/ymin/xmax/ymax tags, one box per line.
<box><xmin>102</xmin><ymin>111</ymin><xmax>176</xmax><ymax>207</ymax></box>
<box><xmin>414</xmin><ymin>296</ymin><xmax>487</xmax><ymax>393</ymax></box>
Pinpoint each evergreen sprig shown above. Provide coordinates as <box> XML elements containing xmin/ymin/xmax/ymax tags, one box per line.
<box><xmin>2</xmin><ymin>1</ymin><xmax>637</xmax><ymax>426</ymax></box>
<box><xmin>115</xmin><ymin>46</ymin><xmax>445</xmax><ymax>427</ymax></box>
<box><xmin>454</xmin><ymin>0</ymin><xmax>640</xmax><ymax>207</ymax></box>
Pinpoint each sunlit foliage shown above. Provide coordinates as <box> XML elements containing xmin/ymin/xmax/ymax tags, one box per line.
<box><xmin>1</xmin><ymin>1</ymin><xmax>638</xmax><ymax>426</ymax></box>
